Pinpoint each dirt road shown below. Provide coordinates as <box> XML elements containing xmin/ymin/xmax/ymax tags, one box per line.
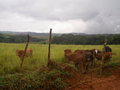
<box><xmin>66</xmin><ymin>68</ymin><xmax>120</xmax><ymax>90</ymax></box>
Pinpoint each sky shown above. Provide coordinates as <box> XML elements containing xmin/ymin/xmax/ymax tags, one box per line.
<box><xmin>0</xmin><ymin>0</ymin><xmax>120</xmax><ymax>34</ymax></box>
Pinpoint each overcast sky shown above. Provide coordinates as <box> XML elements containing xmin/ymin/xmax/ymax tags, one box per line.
<box><xmin>0</xmin><ymin>0</ymin><xmax>120</xmax><ymax>34</ymax></box>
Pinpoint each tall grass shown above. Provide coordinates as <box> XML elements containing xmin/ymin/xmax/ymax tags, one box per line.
<box><xmin>0</xmin><ymin>43</ymin><xmax>119</xmax><ymax>74</ymax></box>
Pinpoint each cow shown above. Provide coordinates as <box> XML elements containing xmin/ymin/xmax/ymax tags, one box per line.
<box><xmin>16</xmin><ymin>49</ymin><xmax>33</xmax><ymax>59</ymax></box>
<box><xmin>74</xmin><ymin>49</ymin><xmax>96</xmax><ymax>67</ymax></box>
<box><xmin>64</xmin><ymin>49</ymin><xmax>95</xmax><ymax>73</ymax></box>
<box><xmin>94</xmin><ymin>49</ymin><xmax>112</xmax><ymax>63</ymax></box>
<box><xmin>103</xmin><ymin>45</ymin><xmax>112</xmax><ymax>53</ymax></box>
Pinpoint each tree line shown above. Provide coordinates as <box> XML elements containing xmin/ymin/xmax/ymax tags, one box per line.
<box><xmin>0</xmin><ymin>33</ymin><xmax>120</xmax><ymax>45</ymax></box>
<box><xmin>0</xmin><ymin>34</ymin><xmax>46</xmax><ymax>43</ymax></box>
<box><xmin>52</xmin><ymin>34</ymin><xmax>120</xmax><ymax>45</ymax></box>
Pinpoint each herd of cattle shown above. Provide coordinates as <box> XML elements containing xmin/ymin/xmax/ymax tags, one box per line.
<box><xmin>16</xmin><ymin>45</ymin><xmax>114</xmax><ymax>73</ymax></box>
<box><xmin>64</xmin><ymin>46</ymin><xmax>113</xmax><ymax>73</ymax></box>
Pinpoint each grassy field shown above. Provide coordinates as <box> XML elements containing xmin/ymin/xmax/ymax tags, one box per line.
<box><xmin>0</xmin><ymin>43</ymin><xmax>120</xmax><ymax>75</ymax></box>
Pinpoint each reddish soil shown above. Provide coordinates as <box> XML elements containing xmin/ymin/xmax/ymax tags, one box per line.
<box><xmin>65</xmin><ymin>68</ymin><xmax>120</xmax><ymax>90</ymax></box>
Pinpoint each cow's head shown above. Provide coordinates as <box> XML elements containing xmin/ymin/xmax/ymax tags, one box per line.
<box><xmin>95</xmin><ymin>49</ymin><xmax>98</xmax><ymax>54</ymax></box>
<box><xmin>64</xmin><ymin>49</ymin><xmax>72</xmax><ymax>54</ymax></box>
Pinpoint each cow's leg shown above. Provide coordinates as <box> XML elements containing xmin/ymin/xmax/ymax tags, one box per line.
<box><xmin>100</xmin><ymin>56</ymin><xmax>104</xmax><ymax>75</ymax></box>
<box><xmin>92</xmin><ymin>59</ymin><xmax>96</xmax><ymax>68</ymax></box>
<box><xmin>75</xmin><ymin>63</ymin><xmax>79</xmax><ymax>69</ymax></box>
<box><xmin>86</xmin><ymin>63</ymin><xmax>89</xmax><ymax>72</ymax></box>
<box><xmin>81</xmin><ymin>63</ymin><xmax>86</xmax><ymax>74</ymax></box>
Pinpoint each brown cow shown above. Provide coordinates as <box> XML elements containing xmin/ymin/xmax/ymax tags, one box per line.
<box><xmin>74</xmin><ymin>49</ymin><xmax>96</xmax><ymax>67</ymax></box>
<box><xmin>94</xmin><ymin>49</ymin><xmax>112</xmax><ymax>63</ymax></box>
<box><xmin>73</xmin><ymin>51</ymin><xmax>95</xmax><ymax>73</ymax></box>
<box><xmin>16</xmin><ymin>49</ymin><xmax>33</xmax><ymax>59</ymax></box>
<box><xmin>64</xmin><ymin>49</ymin><xmax>95</xmax><ymax>73</ymax></box>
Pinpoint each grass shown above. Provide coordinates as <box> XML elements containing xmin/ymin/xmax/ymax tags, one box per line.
<box><xmin>0</xmin><ymin>43</ymin><xmax>119</xmax><ymax>89</ymax></box>
<box><xmin>0</xmin><ymin>43</ymin><xmax>119</xmax><ymax>74</ymax></box>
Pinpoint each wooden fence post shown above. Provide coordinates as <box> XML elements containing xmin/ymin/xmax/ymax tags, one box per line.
<box><xmin>47</xmin><ymin>28</ymin><xmax>52</xmax><ymax>67</ymax></box>
<box><xmin>20</xmin><ymin>34</ymin><xmax>30</xmax><ymax>69</ymax></box>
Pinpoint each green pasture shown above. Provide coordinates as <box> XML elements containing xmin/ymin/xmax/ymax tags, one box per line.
<box><xmin>0</xmin><ymin>43</ymin><xmax>120</xmax><ymax>74</ymax></box>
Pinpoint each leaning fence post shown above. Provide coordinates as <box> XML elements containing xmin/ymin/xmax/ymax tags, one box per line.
<box><xmin>47</xmin><ymin>28</ymin><xmax>52</xmax><ymax>67</ymax></box>
<box><xmin>20</xmin><ymin>34</ymin><xmax>30</xmax><ymax>69</ymax></box>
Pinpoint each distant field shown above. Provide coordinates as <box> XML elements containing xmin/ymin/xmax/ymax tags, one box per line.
<box><xmin>0</xmin><ymin>43</ymin><xmax>120</xmax><ymax>74</ymax></box>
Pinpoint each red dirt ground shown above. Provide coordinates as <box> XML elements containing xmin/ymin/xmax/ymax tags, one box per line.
<box><xmin>65</xmin><ymin>68</ymin><xmax>120</xmax><ymax>90</ymax></box>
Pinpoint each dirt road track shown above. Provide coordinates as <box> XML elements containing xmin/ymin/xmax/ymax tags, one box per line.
<box><xmin>66</xmin><ymin>69</ymin><xmax>120</xmax><ymax>90</ymax></box>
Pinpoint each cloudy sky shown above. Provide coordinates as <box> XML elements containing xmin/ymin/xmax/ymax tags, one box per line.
<box><xmin>0</xmin><ymin>0</ymin><xmax>120</xmax><ymax>34</ymax></box>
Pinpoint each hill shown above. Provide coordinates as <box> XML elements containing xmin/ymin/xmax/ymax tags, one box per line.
<box><xmin>0</xmin><ymin>31</ymin><xmax>120</xmax><ymax>44</ymax></box>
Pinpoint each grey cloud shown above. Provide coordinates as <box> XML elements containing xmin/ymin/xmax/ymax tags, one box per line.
<box><xmin>0</xmin><ymin>0</ymin><xmax>120</xmax><ymax>33</ymax></box>
<box><xmin>0</xmin><ymin>0</ymin><xmax>100</xmax><ymax>21</ymax></box>
<box><xmin>85</xmin><ymin>14</ymin><xmax>120</xmax><ymax>34</ymax></box>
